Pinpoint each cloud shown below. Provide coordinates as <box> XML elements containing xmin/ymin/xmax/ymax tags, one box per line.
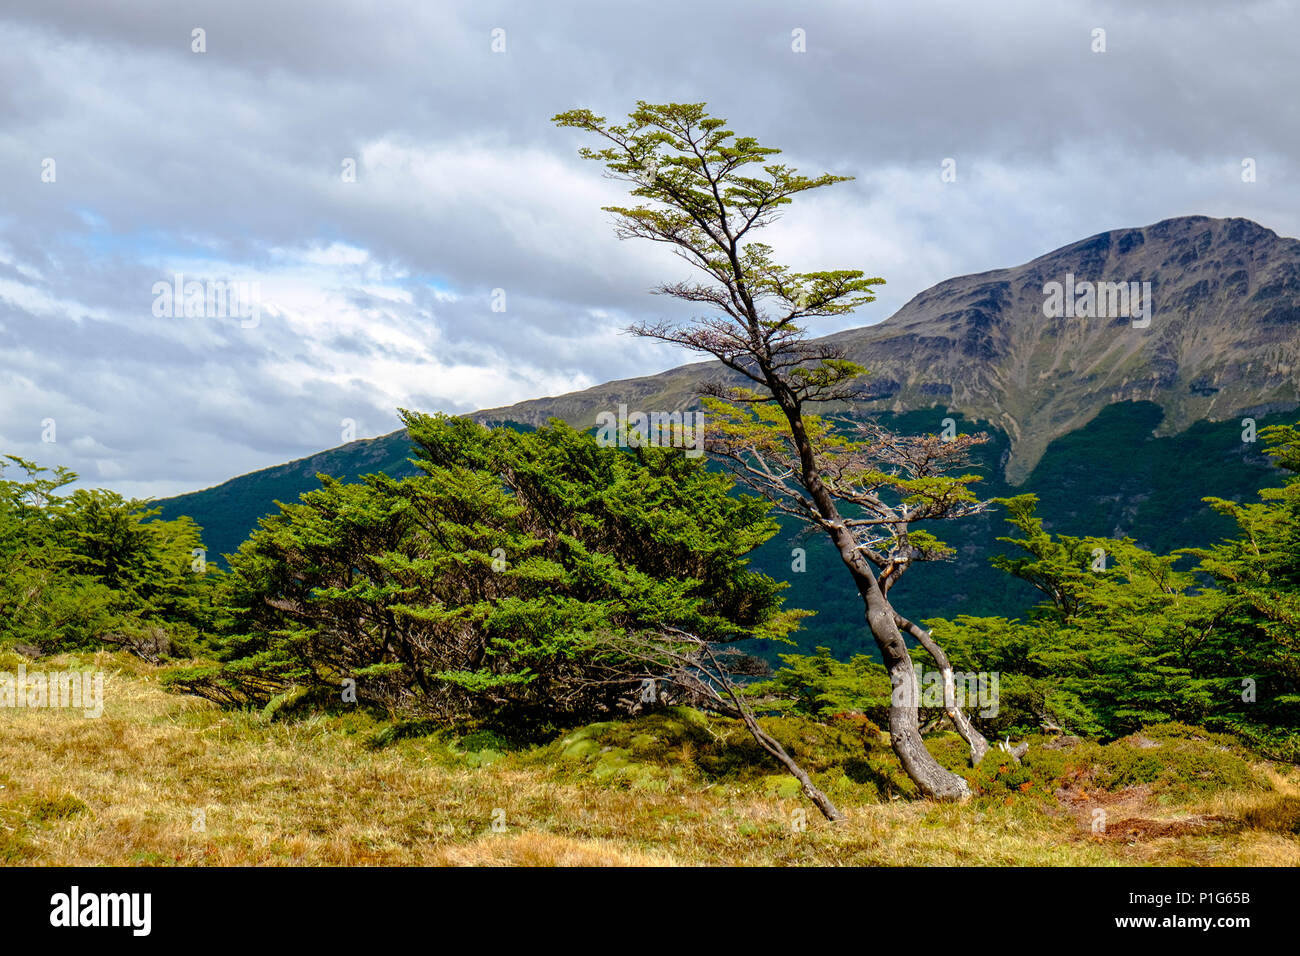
<box><xmin>0</xmin><ymin>0</ymin><xmax>1295</xmax><ymax>497</ymax></box>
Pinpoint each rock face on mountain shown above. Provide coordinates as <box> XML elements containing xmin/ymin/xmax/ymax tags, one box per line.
<box><xmin>475</xmin><ymin>216</ymin><xmax>1300</xmax><ymax>482</ymax></box>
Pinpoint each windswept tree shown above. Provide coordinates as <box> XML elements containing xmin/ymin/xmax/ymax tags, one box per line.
<box><xmin>180</xmin><ymin>415</ymin><xmax>805</xmax><ymax>719</ymax></box>
<box><xmin>554</xmin><ymin>101</ymin><xmax>993</xmax><ymax>798</ymax></box>
<box><xmin>177</xmin><ymin>414</ymin><xmax>848</xmax><ymax>817</ymax></box>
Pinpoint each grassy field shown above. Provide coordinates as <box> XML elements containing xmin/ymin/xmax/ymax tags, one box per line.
<box><xmin>2</xmin><ymin>651</ymin><xmax>1298</xmax><ymax>867</ymax></box>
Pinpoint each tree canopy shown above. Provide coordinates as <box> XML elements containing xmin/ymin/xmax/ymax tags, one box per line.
<box><xmin>169</xmin><ymin>414</ymin><xmax>802</xmax><ymax>725</ymax></box>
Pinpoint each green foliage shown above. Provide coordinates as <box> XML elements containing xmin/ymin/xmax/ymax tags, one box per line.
<box><xmin>552</xmin><ymin>101</ymin><xmax>883</xmax><ymax>327</ymax></box>
<box><xmin>532</xmin><ymin>708</ymin><xmax>1258</xmax><ymax>806</ymax></box>
<box><xmin>910</xmin><ymin>421</ymin><xmax>1300</xmax><ymax>755</ymax></box>
<box><xmin>23</xmin><ymin>794</ymin><xmax>90</xmax><ymax>823</ymax></box>
<box><xmin>0</xmin><ymin>455</ymin><xmax>217</xmax><ymax>656</ymax></box>
<box><xmin>746</xmin><ymin>418</ymin><xmax>1300</xmax><ymax>761</ymax></box>
<box><xmin>173</xmin><ymin>415</ymin><xmax>802</xmax><ymax>723</ymax></box>
<box><xmin>922</xmin><ymin>517</ymin><xmax>1242</xmax><ymax>741</ymax></box>
<box><xmin>155</xmin><ymin>403</ymin><xmax>1294</xmax><ymax>659</ymax></box>
<box><xmin>748</xmin><ymin>646</ymin><xmax>891</xmax><ymax>723</ymax></box>
<box><xmin>1183</xmin><ymin>421</ymin><xmax>1300</xmax><ymax>740</ymax></box>
<box><xmin>928</xmin><ymin>723</ymin><xmax>1262</xmax><ymax>802</ymax></box>
<box><xmin>923</xmin><ymin>493</ymin><xmax>1240</xmax><ymax>737</ymax></box>
<box><xmin>700</xmin><ymin>396</ymin><xmax>988</xmax><ymax>578</ymax></box>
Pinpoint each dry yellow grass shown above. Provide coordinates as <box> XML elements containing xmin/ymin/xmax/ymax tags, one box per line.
<box><xmin>2</xmin><ymin>652</ymin><xmax>1297</xmax><ymax>867</ymax></box>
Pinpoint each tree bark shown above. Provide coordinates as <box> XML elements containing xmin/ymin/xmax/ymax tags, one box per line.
<box><xmin>811</xmin><ymin>491</ymin><xmax>972</xmax><ymax>799</ymax></box>
<box><xmin>860</xmin><ymin>580</ymin><xmax>971</xmax><ymax>801</ymax></box>
<box><xmin>896</xmin><ymin>613</ymin><xmax>990</xmax><ymax>766</ymax></box>
<box><xmin>735</xmin><ymin>705</ymin><xmax>846</xmax><ymax>823</ymax></box>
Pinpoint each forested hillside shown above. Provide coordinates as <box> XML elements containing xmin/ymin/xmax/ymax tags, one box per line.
<box><xmin>155</xmin><ymin>401</ymin><xmax>1292</xmax><ymax>658</ymax></box>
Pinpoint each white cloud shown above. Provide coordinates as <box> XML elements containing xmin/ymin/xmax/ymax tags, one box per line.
<box><xmin>0</xmin><ymin>0</ymin><xmax>1295</xmax><ymax>499</ymax></box>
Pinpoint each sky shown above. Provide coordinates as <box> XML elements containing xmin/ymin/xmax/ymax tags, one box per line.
<box><xmin>2</xmin><ymin>0</ymin><xmax>1297</xmax><ymax>499</ymax></box>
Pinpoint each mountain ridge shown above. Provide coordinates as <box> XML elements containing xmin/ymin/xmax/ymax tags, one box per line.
<box><xmin>471</xmin><ymin>214</ymin><xmax>1300</xmax><ymax>482</ymax></box>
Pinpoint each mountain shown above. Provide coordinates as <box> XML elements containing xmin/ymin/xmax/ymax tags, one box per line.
<box><xmin>475</xmin><ymin>215</ymin><xmax>1300</xmax><ymax>482</ymax></box>
<box><xmin>155</xmin><ymin>215</ymin><xmax>1300</xmax><ymax>654</ymax></box>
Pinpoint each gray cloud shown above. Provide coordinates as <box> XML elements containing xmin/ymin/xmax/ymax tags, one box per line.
<box><xmin>0</xmin><ymin>0</ymin><xmax>1295</xmax><ymax>497</ymax></box>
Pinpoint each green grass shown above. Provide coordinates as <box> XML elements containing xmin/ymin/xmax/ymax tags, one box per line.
<box><xmin>3</xmin><ymin>652</ymin><xmax>1298</xmax><ymax>866</ymax></box>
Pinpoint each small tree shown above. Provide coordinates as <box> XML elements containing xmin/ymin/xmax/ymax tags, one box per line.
<box><xmin>930</xmin><ymin>496</ymin><xmax>1233</xmax><ymax>739</ymax></box>
<box><xmin>555</xmin><ymin>101</ymin><xmax>993</xmax><ymax>798</ymax></box>
<box><xmin>185</xmin><ymin>414</ymin><xmax>847</xmax><ymax>817</ymax></box>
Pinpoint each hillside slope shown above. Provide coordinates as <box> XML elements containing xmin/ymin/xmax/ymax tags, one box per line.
<box><xmin>155</xmin><ymin>216</ymin><xmax>1300</xmax><ymax>652</ymax></box>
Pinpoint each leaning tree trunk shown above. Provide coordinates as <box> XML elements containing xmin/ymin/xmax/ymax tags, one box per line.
<box><xmin>734</xmin><ymin>704</ymin><xmax>845</xmax><ymax>822</ymax></box>
<box><xmin>770</xmin><ymin>383</ymin><xmax>972</xmax><ymax>801</ymax></box>
<box><xmin>700</xmin><ymin>641</ymin><xmax>845</xmax><ymax>822</ymax></box>
<box><xmin>826</xmin><ymin>520</ymin><xmax>971</xmax><ymax>799</ymax></box>
<box><xmin>861</xmin><ymin>588</ymin><xmax>971</xmax><ymax>801</ymax></box>
<box><xmin>898</xmin><ymin>613</ymin><xmax>990</xmax><ymax>766</ymax></box>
